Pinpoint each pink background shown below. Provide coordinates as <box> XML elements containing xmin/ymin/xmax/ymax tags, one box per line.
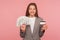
<box><xmin>0</xmin><ymin>0</ymin><xmax>60</xmax><ymax>40</ymax></box>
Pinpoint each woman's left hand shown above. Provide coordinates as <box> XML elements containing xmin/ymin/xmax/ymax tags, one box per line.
<box><xmin>41</xmin><ymin>24</ymin><xmax>48</xmax><ymax>31</ymax></box>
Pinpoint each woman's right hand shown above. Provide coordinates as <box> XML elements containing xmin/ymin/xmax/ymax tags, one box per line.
<box><xmin>20</xmin><ymin>24</ymin><xmax>26</xmax><ymax>32</ymax></box>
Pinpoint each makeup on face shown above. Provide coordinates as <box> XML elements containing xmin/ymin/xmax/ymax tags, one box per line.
<box><xmin>29</xmin><ymin>5</ymin><xmax>36</xmax><ymax>16</ymax></box>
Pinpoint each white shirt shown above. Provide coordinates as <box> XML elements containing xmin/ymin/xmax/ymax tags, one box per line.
<box><xmin>28</xmin><ymin>17</ymin><xmax>36</xmax><ymax>33</ymax></box>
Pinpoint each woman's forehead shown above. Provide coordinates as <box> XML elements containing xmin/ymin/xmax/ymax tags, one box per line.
<box><xmin>29</xmin><ymin>5</ymin><xmax>36</xmax><ymax>8</ymax></box>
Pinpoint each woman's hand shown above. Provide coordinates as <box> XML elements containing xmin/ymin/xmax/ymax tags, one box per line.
<box><xmin>41</xmin><ymin>24</ymin><xmax>48</xmax><ymax>31</ymax></box>
<box><xmin>20</xmin><ymin>24</ymin><xmax>26</xmax><ymax>32</ymax></box>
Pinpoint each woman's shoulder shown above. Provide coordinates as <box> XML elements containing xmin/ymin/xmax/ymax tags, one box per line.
<box><xmin>37</xmin><ymin>17</ymin><xmax>43</xmax><ymax>20</ymax></box>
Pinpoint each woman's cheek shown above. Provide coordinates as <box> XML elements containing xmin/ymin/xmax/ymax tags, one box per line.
<box><xmin>29</xmin><ymin>10</ymin><xmax>31</xmax><ymax>14</ymax></box>
<box><xmin>34</xmin><ymin>10</ymin><xmax>36</xmax><ymax>14</ymax></box>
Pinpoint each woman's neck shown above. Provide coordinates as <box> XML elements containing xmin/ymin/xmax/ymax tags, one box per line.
<box><xmin>29</xmin><ymin>15</ymin><xmax>35</xmax><ymax>18</ymax></box>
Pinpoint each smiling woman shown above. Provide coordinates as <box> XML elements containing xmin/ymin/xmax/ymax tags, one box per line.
<box><xmin>16</xmin><ymin>3</ymin><xmax>48</xmax><ymax>40</ymax></box>
<box><xmin>0</xmin><ymin>0</ymin><xmax>60</xmax><ymax>40</ymax></box>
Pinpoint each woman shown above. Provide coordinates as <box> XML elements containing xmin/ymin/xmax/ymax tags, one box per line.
<box><xmin>17</xmin><ymin>3</ymin><xmax>47</xmax><ymax>40</ymax></box>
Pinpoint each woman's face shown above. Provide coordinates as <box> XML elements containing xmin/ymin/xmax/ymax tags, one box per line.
<box><xmin>29</xmin><ymin>5</ymin><xmax>36</xmax><ymax>16</ymax></box>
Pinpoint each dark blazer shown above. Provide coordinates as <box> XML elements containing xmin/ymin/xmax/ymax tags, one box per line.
<box><xmin>20</xmin><ymin>17</ymin><xmax>45</xmax><ymax>40</ymax></box>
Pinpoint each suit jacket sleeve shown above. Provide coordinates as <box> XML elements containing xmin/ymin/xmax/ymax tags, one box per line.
<box><xmin>39</xmin><ymin>25</ymin><xmax>45</xmax><ymax>38</ymax></box>
<box><xmin>20</xmin><ymin>27</ymin><xmax>26</xmax><ymax>38</ymax></box>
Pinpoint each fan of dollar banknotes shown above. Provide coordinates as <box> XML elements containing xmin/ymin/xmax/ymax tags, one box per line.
<box><xmin>18</xmin><ymin>16</ymin><xmax>29</xmax><ymax>26</ymax></box>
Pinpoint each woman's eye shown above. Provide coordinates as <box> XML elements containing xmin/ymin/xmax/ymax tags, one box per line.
<box><xmin>29</xmin><ymin>8</ymin><xmax>36</xmax><ymax>10</ymax></box>
<box><xmin>33</xmin><ymin>8</ymin><xmax>36</xmax><ymax>10</ymax></box>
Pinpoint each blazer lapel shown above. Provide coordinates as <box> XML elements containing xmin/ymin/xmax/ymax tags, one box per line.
<box><xmin>32</xmin><ymin>17</ymin><xmax>38</xmax><ymax>35</ymax></box>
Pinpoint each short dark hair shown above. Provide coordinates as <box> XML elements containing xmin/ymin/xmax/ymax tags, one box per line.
<box><xmin>25</xmin><ymin>3</ymin><xmax>39</xmax><ymax>17</ymax></box>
